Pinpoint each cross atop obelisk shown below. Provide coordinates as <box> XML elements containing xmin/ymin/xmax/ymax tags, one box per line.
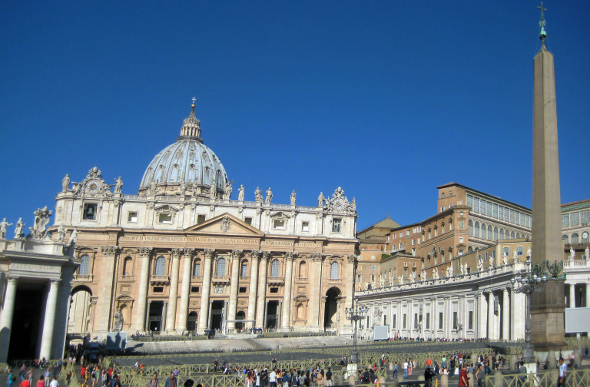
<box><xmin>538</xmin><ymin>2</ymin><xmax>547</xmax><ymax>42</ymax></box>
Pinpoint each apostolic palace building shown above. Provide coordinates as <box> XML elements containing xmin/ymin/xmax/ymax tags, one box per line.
<box><xmin>53</xmin><ymin>102</ymin><xmax>358</xmax><ymax>339</ymax></box>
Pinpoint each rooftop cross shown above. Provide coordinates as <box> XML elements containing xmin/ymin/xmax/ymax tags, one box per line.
<box><xmin>191</xmin><ymin>96</ymin><xmax>196</xmax><ymax>108</ymax></box>
<box><xmin>537</xmin><ymin>2</ymin><xmax>547</xmax><ymax>43</ymax></box>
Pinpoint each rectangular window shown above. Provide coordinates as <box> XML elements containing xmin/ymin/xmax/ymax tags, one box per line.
<box><xmin>270</xmin><ymin>287</ymin><xmax>279</xmax><ymax>293</ymax></box>
<box><xmin>468</xmin><ymin>311</ymin><xmax>474</xmax><ymax>330</ymax></box>
<box><xmin>403</xmin><ymin>314</ymin><xmax>407</xmax><ymax>329</ymax></box>
<box><xmin>392</xmin><ymin>314</ymin><xmax>397</xmax><ymax>329</ymax></box>
<box><xmin>197</xmin><ymin>214</ymin><xmax>206</xmax><ymax>224</ymax></box>
<box><xmin>473</xmin><ymin>198</ymin><xmax>479</xmax><ymax>213</ymax></box>
<box><xmin>581</xmin><ymin>210</ymin><xmax>590</xmax><ymax>225</ymax></box>
<box><xmin>492</xmin><ymin>204</ymin><xmax>498</xmax><ymax>218</ymax></box>
<box><xmin>127</xmin><ymin>212</ymin><xmax>138</xmax><ymax>222</ymax></box>
<box><xmin>414</xmin><ymin>313</ymin><xmax>418</xmax><ymax>329</ymax></box>
<box><xmin>453</xmin><ymin>312</ymin><xmax>458</xmax><ymax>330</ymax></box>
<box><xmin>571</xmin><ymin>212</ymin><xmax>579</xmax><ymax>226</ymax></box>
<box><xmin>191</xmin><ymin>286</ymin><xmax>200</xmax><ymax>293</ymax></box>
<box><xmin>439</xmin><ymin>312</ymin><xmax>443</xmax><ymax>330</ymax></box>
<box><xmin>357</xmin><ymin>274</ymin><xmax>361</xmax><ymax>282</ymax></box>
<box><xmin>192</xmin><ymin>263</ymin><xmax>201</xmax><ymax>277</ymax></box>
<box><xmin>510</xmin><ymin>209</ymin><xmax>515</xmax><ymax>224</ymax></box>
<box><xmin>467</xmin><ymin>195</ymin><xmax>473</xmax><ymax>207</ymax></box>
<box><xmin>245</xmin><ymin>217</ymin><xmax>252</xmax><ymax>225</ymax></box>
<box><xmin>273</xmin><ymin>219</ymin><xmax>285</xmax><ymax>229</ymax></box>
<box><xmin>83</xmin><ymin>203</ymin><xmax>97</xmax><ymax>220</ymax></box>
<box><xmin>153</xmin><ymin>286</ymin><xmax>164</xmax><ymax>293</ymax></box>
<box><xmin>426</xmin><ymin>313</ymin><xmax>430</xmax><ymax>329</ymax></box>
<box><xmin>562</xmin><ymin>214</ymin><xmax>569</xmax><ymax>227</ymax></box>
<box><xmin>159</xmin><ymin>213</ymin><xmax>172</xmax><ymax>224</ymax></box>
<box><xmin>332</xmin><ymin>218</ymin><xmax>342</xmax><ymax>233</ymax></box>
<box><xmin>239</xmin><ymin>287</ymin><xmax>247</xmax><ymax>293</ymax></box>
<box><xmin>302</xmin><ymin>221</ymin><xmax>309</xmax><ymax>232</ymax></box>
<box><xmin>406</xmin><ymin>230</ymin><xmax>410</xmax><ymax>236</ymax></box>
<box><xmin>487</xmin><ymin>202</ymin><xmax>492</xmax><ymax>216</ymax></box>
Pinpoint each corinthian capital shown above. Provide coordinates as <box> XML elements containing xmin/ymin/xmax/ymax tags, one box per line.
<box><xmin>262</xmin><ymin>251</ymin><xmax>271</xmax><ymax>260</ymax></box>
<box><xmin>137</xmin><ymin>247</ymin><xmax>153</xmax><ymax>257</ymax></box>
<box><xmin>250</xmin><ymin>250</ymin><xmax>262</xmax><ymax>259</ymax></box>
<box><xmin>285</xmin><ymin>252</ymin><xmax>297</xmax><ymax>261</ymax></box>
<box><xmin>204</xmin><ymin>249</ymin><xmax>216</xmax><ymax>259</ymax></box>
<box><xmin>171</xmin><ymin>248</ymin><xmax>183</xmax><ymax>259</ymax></box>
<box><xmin>347</xmin><ymin>254</ymin><xmax>357</xmax><ymax>262</ymax></box>
<box><xmin>101</xmin><ymin>246</ymin><xmax>120</xmax><ymax>256</ymax></box>
<box><xmin>311</xmin><ymin>252</ymin><xmax>325</xmax><ymax>262</ymax></box>
<box><xmin>183</xmin><ymin>248</ymin><xmax>196</xmax><ymax>257</ymax></box>
<box><xmin>231</xmin><ymin>249</ymin><xmax>243</xmax><ymax>259</ymax></box>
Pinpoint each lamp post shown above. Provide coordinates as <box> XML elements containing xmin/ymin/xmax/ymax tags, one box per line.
<box><xmin>509</xmin><ymin>257</ymin><xmax>562</xmax><ymax>364</ymax></box>
<box><xmin>345</xmin><ymin>297</ymin><xmax>369</xmax><ymax>366</ymax></box>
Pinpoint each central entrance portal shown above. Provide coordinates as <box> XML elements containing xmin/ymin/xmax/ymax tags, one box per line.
<box><xmin>148</xmin><ymin>301</ymin><xmax>163</xmax><ymax>332</ymax></box>
<box><xmin>8</xmin><ymin>282</ymin><xmax>46</xmax><ymax>361</ymax></box>
<box><xmin>210</xmin><ymin>300</ymin><xmax>225</xmax><ymax>330</ymax></box>
<box><xmin>266</xmin><ymin>301</ymin><xmax>279</xmax><ymax>329</ymax></box>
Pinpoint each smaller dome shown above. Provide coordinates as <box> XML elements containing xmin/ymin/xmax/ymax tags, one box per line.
<box><xmin>138</xmin><ymin>103</ymin><xmax>229</xmax><ymax>198</ymax></box>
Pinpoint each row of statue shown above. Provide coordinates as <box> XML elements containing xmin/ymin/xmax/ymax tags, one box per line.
<box><xmin>0</xmin><ymin>208</ymin><xmax>78</xmax><ymax>246</ymax></box>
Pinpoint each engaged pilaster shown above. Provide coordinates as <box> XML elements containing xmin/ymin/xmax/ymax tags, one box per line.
<box><xmin>177</xmin><ymin>248</ymin><xmax>195</xmax><ymax>332</ymax></box>
<box><xmin>309</xmin><ymin>252</ymin><xmax>325</xmax><ymax>330</ymax></box>
<box><xmin>280</xmin><ymin>252</ymin><xmax>296</xmax><ymax>330</ymax></box>
<box><xmin>255</xmin><ymin>251</ymin><xmax>270</xmax><ymax>328</ymax></box>
<box><xmin>226</xmin><ymin>249</ymin><xmax>243</xmax><ymax>332</ymax></box>
<box><xmin>98</xmin><ymin>246</ymin><xmax>120</xmax><ymax>332</ymax></box>
<box><xmin>197</xmin><ymin>249</ymin><xmax>215</xmax><ymax>333</ymax></box>
<box><xmin>165</xmin><ymin>248</ymin><xmax>182</xmax><ymax>333</ymax></box>
<box><xmin>247</xmin><ymin>250</ymin><xmax>261</xmax><ymax>329</ymax></box>
<box><xmin>135</xmin><ymin>247</ymin><xmax>153</xmax><ymax>332</ymax></box>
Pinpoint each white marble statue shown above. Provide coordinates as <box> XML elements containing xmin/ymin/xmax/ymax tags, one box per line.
<box><xmin>265</xmin><ymin>187</ymin><xmax>273</xmax><ymax>204</ymax></box>
<box><xmin>398</xmin><ymin>275</ymin><xmax>404</xmax><ymax>285</ymax></box>
<box><xmin>0</xmin><ymin>218</ymin><xmax>13</xmax><ymax>239</ymax></box>
<box><xmin>449</xmin><ymin>264</ymin><xmax>454</xmax><ymax>277</ymax></box>
<box><xmin>503</xmin><ymin>255</ymin><xmax>508</xmax><ymax>266</ymax></box>
<box><xmin>238</xmin><ymin>184</ymin><xmax>245</xmax><ymax>201</ymax></box>
<box><xmin>433</xmin><ymin>268</ymin><xmax>439</xmax><ymax>280</ymax></box>
<box><xmin>290</xmin><ymin>190</ymin><xmax>296</xmax><ymax>205</ymax></box>
<box><xmin>527</xmin><ymin>246</ymin><xmax>532</xmax><ymax>258</ymax></box>
<box><xmin>569</xmin><ymin>247</ymin><xmax>575</xmax><ymax>260</ymax></box>
<box><xmin>379</xmin><ymin>277</ymin><xmax>385</xmax><ymax>287</ymax></box>
<box><xmin>68</xmin><ymin>228</ymin><xmax>78</xmax><ymax>245</ymax></box>
<box><xmin>113</xmin><ymin>308</ymin><xmax>124</xmax><ymax>331</ymax></box>
<box><xmin>318</xmin><ymin>192</ymin><xmax>325</xmax><ymax>207</ymax></box>
<box><xmin>14</xmin><ymin>218</ymin><xmax>24</xmax><ymax>238</ymax></box>
<box><xmin>62</xmin><ymin>174</ymin><xmax>70</xmax><ymax>192</ymax></box>
<box><xmin>489</xmin><ymin>257</ymin><xmax>494</xmax><ymax>268</ymax></box>
<box><xmin>513</xmin><ymin>249</ymin><xmax>518</xmax><ymax>260</ymax></box>
<box><xmin>255</xmin><ymin>187</ymin><xmax>263</xmax><ymax>203</ymax></box>
<box><xmin>57</xmin><ymin>225</ymin><xmax>67</xmax><ymax>243</ymax></box>
<box><xmin>459</xmin><ymin>263</ymin><xmax>465</xmax><ymax>275</ymax></box>
<box><xmin>420</xmin><ymin>270</ymin><xmax>426</xmax><ymax>281</ymax></box>
<box><xmin>477</xmin><ymin>257</ymin><xmax>484</xmax><ymax>271</ymax></box>
<box><xmin>585</xmin><ymin>246</ymin><xmax>589</xmax><ymax>260</ymax></box>
<box><xmin>389</xmin><ymin>276</ymin><xmax>395</xmax><ymax>286</ymax></box>
<box><xmin>114</xmin><ymin>176</ymin><xmax>123</xmax><ymax>194</ymax></box>
<box><xmin>463</xmin><ymin>263</ymin><xmax>468</xmax><ymax>274</ymax></box>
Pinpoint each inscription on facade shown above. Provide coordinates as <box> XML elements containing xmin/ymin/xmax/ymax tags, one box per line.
<box><xmin>11</xmin><ymin>263</ymin><xmax>61</xmax><ymax>273</ymax></box>
<box><xmin>119</xmin><ymin>235</ymin><xmax>258</xmax><ymax>244</ymax></box>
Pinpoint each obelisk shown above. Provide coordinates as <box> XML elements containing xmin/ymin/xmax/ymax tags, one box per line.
<box><xmin>530</xmin><ymin>4</ymin><xmax>566</xmax><ymax>348</ymax></box>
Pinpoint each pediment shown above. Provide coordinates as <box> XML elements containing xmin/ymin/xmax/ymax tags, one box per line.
<box><xmin>185</xmin><ymin>213</ymin><xmax>264</xmax><ymax>236</ymax></box>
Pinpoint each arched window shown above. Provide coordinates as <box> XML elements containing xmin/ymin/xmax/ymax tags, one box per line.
<box><xmin>493</xmin><ymin>227</ymin><xmax>498</xmax><ymax>241</ymax></box>
<box><xmin>488</xmin><ymin>225</ymin><xmax>493</xmax><ymax>241</ymax></box>
<box><xmin>511</xmin><ymin>231</ymin><xmax>515</xmax><ymax>239</ymax></box>
<box><xmin>270</xmin><ymin>259</ymin><xmax>280</xmax><ymax>278</ymax></box>
<box><xmin>481</xmin><ymin>223</ymin><xmax>486</xmax><ymax>240</ymax></box>
<box><xmin>240</xmin><ymin>260</ymin><xmax>248</xmax><ymax>277</ymax></box>
<box><xmin>571</xmin><ymin>233</ymin><xmax>579</xmax><ymax>244</ymax></box>
<box><xmin>499</xmin><ymin>228</ymin><xmax>504</xmax><ymax>240</ymax></box>
<box><xmin>468</xmin><ymin>220</ymin><xmax>473</xmax><ymax>236</ymax></box>
<box><xmin>330</xmin><ymin>262</ymin><xmax>339</xmax><ymax>279</ymax></box>
<box><xmin>562</xmin><ymin>234</ymin><xmax>569</xmax><ymax>244</ymax></box>
<box><xmin>516</xmin><ymin>232</ymin><xmax>521</xmax><ymax>239</ymax></box>
<box><xmin>155</xmin><ymin>256</ymin><xmax>166</xmax><ymax>276</ymax></box>
<box><xmin>192</xmin><ymin>259</ymin><xmax>201</xmax><ymax>277</ymax></box>
<box><xmin>474</xmin><ymin>221</ymin><xmax>480</xmax><ymax>238</ymax></box>
<box><xmin>468</xmin><ymin>246</ymin><xmax>473</xmax><ymax>253</ymax></box>
<box><xmin>123</xmin><ymin>257</ymin><xmax>132</xmax><ymax>276</ymax></box>
<box><xmin>299</xmin><ymin>261</ymin><xmax>307</xmax><ymax>278</ymax></box>
<box><xmin>216</xmin><ymin>258</ymin><xmax>226</xmax><ymax>277</ymax></box>
<box><xmin>79</xmin><ymin>254</ymin><xmax>90</xmax><ymax>275</ymax></box>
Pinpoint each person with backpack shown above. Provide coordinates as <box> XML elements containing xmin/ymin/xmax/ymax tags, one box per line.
<box><xmin>325</xmin><ymin>369</ymin><xmax>332</xmax><ymax>387</ymax></box>
<box><xmin>424</xmin><ymin>367</ymin><xmax>435</xmax><ymax>387</ymax></box>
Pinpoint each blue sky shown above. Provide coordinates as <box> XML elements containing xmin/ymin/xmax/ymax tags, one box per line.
<box><xmin>1</xmin><ymin>1</ymin><xmax>589</xmax><ymax>233</ymax></box>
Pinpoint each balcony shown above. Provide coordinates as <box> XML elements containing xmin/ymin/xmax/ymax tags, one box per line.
<box><xmin>73</xmin><ymin>274</ymin><xmax>93</xmax><ymax>282</ymax></box>
<box><xmin>267</xmin><ymin>276</ymin><xmax>284</xmax><ymax>286</ymax></box>
<box><xmin>120</xmin><ymin>275</ymin><xmax>135</xmax><ymax>282</ymax></box>
<box><xmin>212</xmin><ymin>275</ymin><xmax>230</xmax><ymax>285</ymax></box>
<box><xmin>150</xmin><ymin>275</ymin><xmax>170</xmax><ymax>285</ymax></box>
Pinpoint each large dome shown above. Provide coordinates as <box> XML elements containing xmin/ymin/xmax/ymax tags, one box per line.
<box><xmin>139</xmin><ymin>104</ymin><xmax>229</xmax><ymax>198</ymax></box>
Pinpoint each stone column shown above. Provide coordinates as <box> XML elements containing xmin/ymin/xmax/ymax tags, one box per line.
<box><xmin>281</xmin><ymin>252</ymin><xmax>295</xmax><ymax>330</ymax></box>
<box><xmin>511</xmin><ymin>291</ymin><xmax>525</xmax><ymax>341</ymax></box>
<box><xmin>135</xmin><ymin>247</ymin><xmax>153</xmax><ymax>332</ymax></box>
<box><xmin>310</xmin><ymin>252</ymin><xmax>324</xmax><ymax>330</ymax></box>
<box><xmin>479</xmin><ymin>292</ymin><xmax>488</xmax><ymax>339</ymax></box>
<box><xmin>569</xmin><ymin>284</ymin><xmax>576</xmax><ymax>308</ymax></box>
<box><xmin>40</xmin><ymin>280</ymin><xmax>61</xmax><ymax>359</ymax></box>
<box><xmin>0</xmin><ymin>277</ymin><xmax>18</xmax><ymax>363</ymax></box>
<box><xmin>165</xmin><ymin>249</ymin><xmax>182</xmax><ymax>333</ymax></box>
<box><xmin>98</xmin><ymin>246</ymin><xmax>120</xmax><ymax>332</ymax></box>
<box><xmin>176</xmin><ymin>248</ymin><xmax>194</xmax><ymax>332</ymax></box>
<box><xmin>197</xmin><ymin>249</ymin><xmax>215</xmax><ymax>333</ymax></box>
<box><xmin>502</xmin><ymin>289</ymin><xmax>510</xmax><ymax>340</ymax></box>
<box><xmin>226</xmin><ymin>249</ymin><xmax>242</xmax><ymax>332</ymax></box>
<box><xmin>255</xmin><ymin>252</ymin><xmax>270</xmax><ymax>328</ymax></box>
<box><xmin>247</xmin><ymin>250</ymin><xmax>261</xmax><ymax>329</ymax></box>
